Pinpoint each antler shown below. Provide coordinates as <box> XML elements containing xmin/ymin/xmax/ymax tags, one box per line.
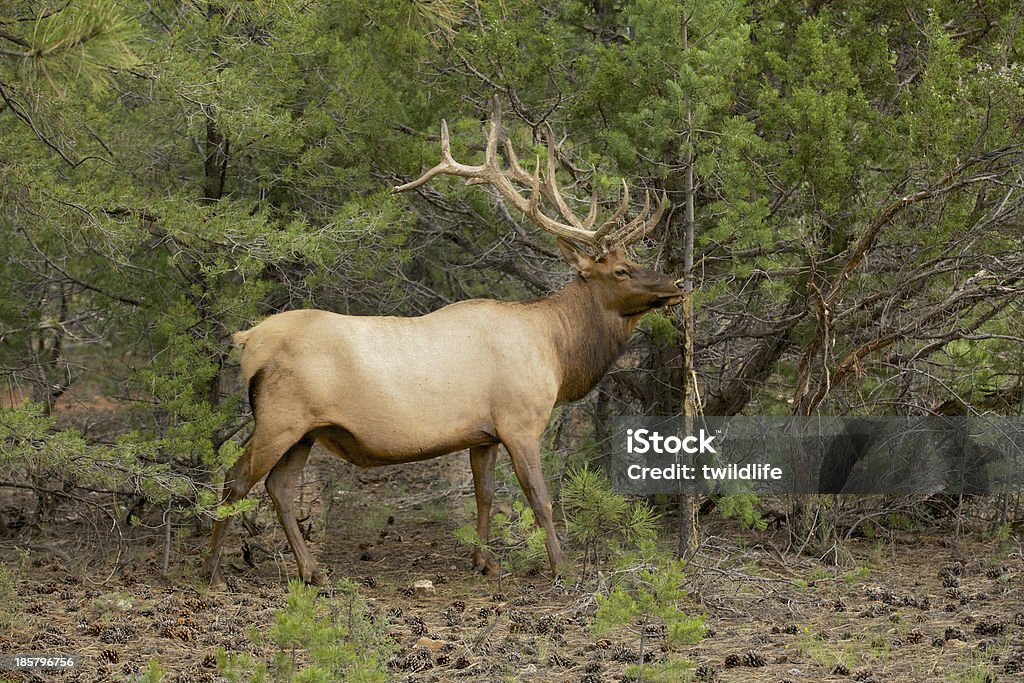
<box><xmin>393</xmin><ymin>97</ymin><xmax>668</xmax><ymax>256</ymax></box>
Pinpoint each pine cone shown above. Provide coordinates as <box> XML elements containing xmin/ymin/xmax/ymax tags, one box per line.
<box><xmin>547</xmin><ymin>652</ymin><xmax>572</xmax><ymax>668</ymax></box>
<box><xmin>742</xmin><ymin>650</ymin><xmax>767</xmax><ymax>667</ymax></box>
<box><xmin>974</xmin><ymin>617</ymin><xmax>1007</xmax><ymax>636</ymax></box>
<box><xmin>944</xmin><ymin>626</ymin><xmax>967</xmax><ymax>641</ymax></box>
<box><xmin>405</xmin><ymin>615</ymin><xmax>427</xmax><ymax>636</ymax></box>
<box><xmin>693</xmin><ymin>663</ymin><xmax>716</xmax><ymax>680</ymax></box>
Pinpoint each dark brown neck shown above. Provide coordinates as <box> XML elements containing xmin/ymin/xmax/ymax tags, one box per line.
<box><xmin>532</xmin><ymin>277</ymin><xmax>636</xmax><ymax>404</ymax></box>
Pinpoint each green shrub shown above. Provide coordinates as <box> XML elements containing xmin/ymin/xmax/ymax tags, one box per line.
<box><xmin>217</xmin><ymin>579</ymin><xmax>393</xmax><ymax>682</ymax></box>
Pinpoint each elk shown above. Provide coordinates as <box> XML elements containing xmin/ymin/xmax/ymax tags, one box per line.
<box><xmin>203</xmin><ymin>100</ymin><xmax>683</xmax><ymax>588</ymax></box>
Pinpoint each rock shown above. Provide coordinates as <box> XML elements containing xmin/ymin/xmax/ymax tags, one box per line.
<box><xmin>415</xmin><ymin>637</ymin><xmax>445</xmax><ymax>652</ymax></box>
<box><xmin>413</xmin><ymin>579</ymin><xmax>435</xmax><ymax>597</ymax></box>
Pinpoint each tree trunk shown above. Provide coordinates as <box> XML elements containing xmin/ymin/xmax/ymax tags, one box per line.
<box><xmin>677</xmin><ymin>0</ymin><xmax>699</xmax><ymax>558</ymax></box>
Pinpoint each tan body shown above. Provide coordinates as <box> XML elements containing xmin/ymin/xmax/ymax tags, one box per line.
<box><xmin>242</xmin><ymin>299</ymin><xmax>581</xmax><ymax>463</ymax></box>
<box><xmin>203</xmin><ymin>246</ymin><xmax>682</xmax><ymax>587</ymax></box>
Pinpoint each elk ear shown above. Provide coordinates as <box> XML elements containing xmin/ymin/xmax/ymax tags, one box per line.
<box><xmin>557</xmin><ymin>238</ymin><xmax>595</xmax><ymax>277</ymax></box>
<box><xmin>602</xmin><ymin>247</ymin><xmax>626</xmax><ymax>262</ymax></box>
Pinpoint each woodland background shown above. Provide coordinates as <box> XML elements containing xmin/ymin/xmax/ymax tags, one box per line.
<box><xmin>0</xmin><ymin>1</ymin><xmax>1023</xmax><ymax>680</ymax></box>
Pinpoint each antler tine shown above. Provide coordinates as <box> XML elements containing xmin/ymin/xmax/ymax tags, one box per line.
<box><xmin>525</xmin><ymin>156</ymin><xmax>540</xmax><ymax>211</ymax></box>
<box><xmin>606</xmin><ymin>190</ymin><xmax>670</xmax><ymax>249</ymax></box>
<box><xmin>609</xmin><ymin>189</ymin><xmax>651</xmax><ymax>246</ymax></box>
<box><xmin>523</xmin><ymin>156</ymin><xmax>602</xmax><ymax>244</ymax></box>
<box><xmin>392</xmin><ymin>120</ymin><xmax>460</xmax><ymax>193</ymax></box>
<box><xmin>583</xmin><ymin>192</ymin><xmax>599</xmax><ymax>230</ymax></box>
<box><xmin>539</xmin><ymin>123</ymin><xmax>587</xmax><ymax>230</ymax></box>
<box><xmin>502</xmin><ymin>138</ymin><xmax>534</xmax><ymax>186</ymax></box>
<box><xmin>466</xmin><ymin>101</ymin><xmax>507</xmax><ymax>188</ymax></box>
<box><xmin>440</xmin><ymin>120</ymin><xmax>453</xmax><ymax>161</ymax></box>
<box><xmin>592</xmin><ymin>179</ymin><xmax>631</xmax><ymax>242</ymax></box>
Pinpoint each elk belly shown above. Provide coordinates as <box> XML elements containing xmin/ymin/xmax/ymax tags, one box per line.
<box><xmin>309</xmin><ymin>423</ymin><xmax>498</xmax><ymax>467</ymax></box>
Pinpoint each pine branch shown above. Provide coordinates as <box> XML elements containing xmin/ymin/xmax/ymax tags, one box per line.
<box><xmin>0</xmin><ymin>82</ymin><xmax>84</xmax><ymax>166</ymax></box>
<box><xmin>0</xmin><ymin>28</ymin><xmax>29</xmax><ymax>48</ymax></box>
<box><xmin>2</xmin><ymin>0</ymin><xmax>139</xmax><ymax>93</ymax></box>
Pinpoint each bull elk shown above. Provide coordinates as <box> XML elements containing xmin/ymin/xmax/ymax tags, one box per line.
<box><xmin>203</xmin><ymin>100</ymin><xmax>683</xmax><ymax>588</ymax></box>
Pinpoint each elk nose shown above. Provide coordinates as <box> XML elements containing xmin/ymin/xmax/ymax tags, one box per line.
<box><xmin>673</xmin><ymin>278</ymin><xmax>685</xmax><ymax>290</ymax></box>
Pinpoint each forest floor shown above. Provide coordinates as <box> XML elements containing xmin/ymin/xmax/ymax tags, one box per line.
<box><xmin>1</xmin><ymin>448</ymin><xmax>1023</xmax><ymax>683</ymax></box>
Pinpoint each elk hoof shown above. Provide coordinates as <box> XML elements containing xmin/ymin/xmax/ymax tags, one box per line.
<box><xmin>473</xmin><ymin>553</ymin><xmax>501</xmax><ymax>576</ymax></box>
<box><xmin>300</xmin><ymin>565</ymin><xmax>325</xmax><ymax>586</ymax></box>
<box><xmin>203</xmin><ymin>557</ymin><xmax>228</xmax><ymax>590</ymax></box>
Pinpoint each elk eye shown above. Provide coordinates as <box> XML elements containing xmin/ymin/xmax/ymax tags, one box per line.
<box><xmin>614</xmin><ymin>267</ymin><xmax>631</xmax><ymax>278</ymax></box>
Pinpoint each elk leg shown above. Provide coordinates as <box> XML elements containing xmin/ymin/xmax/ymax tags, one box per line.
<box><xmin>265</xmin><ymin>438</ymin><xmax>323</xmax><ymax>586</ymax></box>
<box><xmin>469</xmin><ymin>444</ymin><xmax>500</xmax><ymax>575</ymax></box>
<box><xmin>203</xmin><ymin>450</ymin><xmax>249</xmax><ymax>589</ymax></box>
<box><xmin>502</xmin><ymin>437</ymin><xmax>564</xmax><ymax>575</ymax></box>
<box><xmin>204</xmin><ymin>430</ymin><xmax>304</xmax><ymax>589</ymax></box>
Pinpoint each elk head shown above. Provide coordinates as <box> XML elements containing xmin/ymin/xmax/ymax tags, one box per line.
<box><xmin>557</xmin><ymin>241</ymin><xmax>684</xmax><ymax>318</ymax></box>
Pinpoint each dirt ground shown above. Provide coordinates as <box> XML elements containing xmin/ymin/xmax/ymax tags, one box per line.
<box><xmin>1</xmin><ymin>447</ymin><xmax>1022</xmax><ymax>683</ymax></box>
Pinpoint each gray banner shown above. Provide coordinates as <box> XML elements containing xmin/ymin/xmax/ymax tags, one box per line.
<box><xmin>609</xmin><ymin>417</ymin><xmax>1024</xmax><ymax>495</ymax></box>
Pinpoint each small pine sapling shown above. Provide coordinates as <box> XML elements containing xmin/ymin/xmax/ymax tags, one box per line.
<box><xmin>594</xmin><ymin>547</ymin><xmax>706</xmax><ymax>682</ymax></box>
<box><xmin>561</xmin><ymin>466</ymin><xmax>658</xmax><ymax>578</ymax></box>
<box><xmin>217</xmin><ymin>579</ymin><xmax>393</xmax><ymax>682</ymax></box>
